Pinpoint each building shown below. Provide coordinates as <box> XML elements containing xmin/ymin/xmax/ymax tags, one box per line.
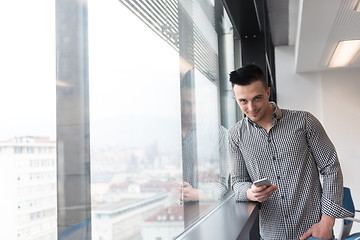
<box><xmin>0</xmin><ymin>137</ymin><xmax>57</xmax><ymax>240</ymax></box>
<box><xmin>92</xmin><ymin>193</ymin><xmax>170</xmax><ymax>240</ymax></box>
<box><xmin>141</xmin><ymin>204</ymin><xmax>184</xmax><ymax>240</ymax></box>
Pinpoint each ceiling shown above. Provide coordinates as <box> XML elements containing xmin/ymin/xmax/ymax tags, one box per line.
<box><xmin>267</xmin><ymin>0</ymin><xmax>360</xmax><ymax>73</ymax></box>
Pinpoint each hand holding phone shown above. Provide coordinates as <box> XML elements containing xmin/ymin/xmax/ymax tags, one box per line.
<box><xmin>248</xmin><ymin>178</ymin><xmax>277</xmax><ymax>202</ymax></box>
<box><xmin>253</xmin><ymin>178</ymin><xmax>272</xmax><ymax>187</ymax></box>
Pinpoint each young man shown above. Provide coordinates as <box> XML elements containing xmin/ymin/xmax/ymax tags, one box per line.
<box><xmin>228</xmin><ymin>64</ymin><xmax>352</xmax><ymax>240</ymax></box>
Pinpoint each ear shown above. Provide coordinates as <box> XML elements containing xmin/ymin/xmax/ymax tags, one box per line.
<box><xmin>232</xmin><ymin>89</ymin><xmax>236</xmax><ymax>100</ymax></box>
<box><xmin>267</xmin><ymin>87</ymin><xmax>271</xmax><ymax>99</ymax></box>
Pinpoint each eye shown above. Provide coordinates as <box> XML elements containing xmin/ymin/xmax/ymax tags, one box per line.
<box><xmin>254</xmin><ymin>96</ymin><xmax>262</xmax><ymax>101</ymax></box>
<box><xmin>239</xmin><ymin>99</ymin><xmax>247</xmax><ymax>104</ymax></box>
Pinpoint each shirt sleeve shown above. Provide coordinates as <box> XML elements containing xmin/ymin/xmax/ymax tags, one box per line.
<box><xmin>228</xmin><ymin>125</ymin><xmax>252</xmax><ymax>202</ymax></box>
<box><xmin>199</xmin><ymin>125</ymin><xmax>229</xmax><ymax>201</ymax></box>
<box><xmin>305</xmin><ymin>112</ymin><xmax>353</xmax><ymax>218</ymax></box>
<box><xmin>217</xmin><ymin>125</ymin><xmax>230</xmax><ymax>198</ymax></box>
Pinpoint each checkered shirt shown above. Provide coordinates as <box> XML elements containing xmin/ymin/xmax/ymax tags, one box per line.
<box><xmin>182</xmin><ymin>124</ymin><xmax>229</xmax><ymax>201</ymax></box>
<box><xmin>228</xmin><ymin>103</ymin><xmax>353</xmax><ymax>240</ymax></box>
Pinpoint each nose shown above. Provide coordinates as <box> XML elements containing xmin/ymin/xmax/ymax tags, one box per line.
<box><xmin>248</xmin><ymin>101</ymin><xmax>255</xmax><ymax>111</ymax></box>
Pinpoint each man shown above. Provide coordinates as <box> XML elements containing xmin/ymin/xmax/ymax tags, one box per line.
<box><xmin>180</xmin><ymin>69</ymin><xmax>230</xmax><ymax>227</ymax></box>
<box><xmin>228</xmin><ymin>64</ymin><xmax>352</xmax><ymax>240</ymax></box>
<box><xmin>180</xmin><ymin>69</ymin><xmax>229</xmax><ymax>202</ymax></box>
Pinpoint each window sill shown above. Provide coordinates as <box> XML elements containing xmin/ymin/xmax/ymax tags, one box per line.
<box><xmin>175</xmin><ymin>193</ymin><xmax>260</xmax><ymax>239</ymax></box>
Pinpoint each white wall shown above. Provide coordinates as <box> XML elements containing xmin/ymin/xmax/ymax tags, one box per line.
<box><xmin>275</xmin><ymin>46</ymin><xmax>324</xmax><ymax>122</ymax></box>
<box><xmin>322</xmin><ymin>69</ymin><xmax>360</xmax><ymax>193</ymax></box>
<box><xmin>276</xmin><ymin>45</ymin><xmax>360</xmax><ymax>235</ymax></box>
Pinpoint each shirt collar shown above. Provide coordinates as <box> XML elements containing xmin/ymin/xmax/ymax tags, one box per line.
<box><xmin>270</xmin><ymin>102</ymin><xmax>283</xmax><ymax>120</ymax></box>
<box><xmin>245</xmin><ymin>102</ymin><xmax>283</xmax><ymax>125</ymax></box>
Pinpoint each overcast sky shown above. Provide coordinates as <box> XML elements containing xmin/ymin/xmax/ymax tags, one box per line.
<box><xmin>0</xmin><ymin>0</ymin><xmax>182</xmax><ymax>150</ymax></box>
<box><xmin>88</xmin><ymin>0</ymin><xmax>182</xmax><ymax>151</ymax></box>
<box><xmin>0</xmin><ymin>0</ymin><xmax>222</xmax><ymax>157</ymax></box>
<box><xmin>0</xmin><ymin>1</ymin><xmax>56</xmax><ymax>141</ymax></box>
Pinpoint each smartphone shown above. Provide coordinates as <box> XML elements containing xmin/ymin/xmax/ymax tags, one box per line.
<box><xmin>253</xmin><ymin>178</ymin><xmax>272</xmax><ymax>187</ymax></box>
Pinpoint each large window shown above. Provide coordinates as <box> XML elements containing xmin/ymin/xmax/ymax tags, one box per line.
<box><xmin>0</xmin><ymin>0</ymin><xmax>238</xmax><ymax>239</ymax></box>
<box><xmin>87</xmin><ymin>0</ymin><xmax>236</xmax><ymax>239</ymax></box>
<box><xmin>88</xmin><ymin>1</ymin><xmax>183</xmax><ymax>239</ymax></box>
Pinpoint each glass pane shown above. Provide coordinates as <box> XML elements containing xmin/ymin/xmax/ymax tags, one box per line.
<box><xmin>180</xmin><ymin>69</ymin><xmax>230</xmax><ymax>228</ymax></box>
<box><xmin>194</xmin><ymin>69</ymin><xmax>229</xmax><ymax>204</ymax></box>
<box><xmin>218</xmin><ymin>5</ymin><xmax>238</xmax><ymax>128</ymax></box>
<box><xmin>88</xmin><ymin>1</ymin><xmax>183</xmax><ymax>239</ymax></box>
<box><xmin>178</xmin><ymin>0</ymin><xmax>232</xmax><ymax>228</ymax></box>
<box><xmin>0</xmin><ymin>1</ymin><xmax>57</xmax><ymax>239</ymax></box>
<box><xmin>88</xmin><ymin>0</ymin><xmax>234</xmax><ymax>239</ymax></box>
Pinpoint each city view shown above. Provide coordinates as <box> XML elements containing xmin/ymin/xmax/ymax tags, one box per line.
<box><xmin>0</xmin><ymin>0</ymin><xmax>231</xmax><ymax>239</ymax></box>
<box><xmin>90</xmin><ymin>144</ymin><xmax>184</xmax><ymax>240</ymax></box>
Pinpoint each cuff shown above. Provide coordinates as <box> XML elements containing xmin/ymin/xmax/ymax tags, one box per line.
<box><xmin>234</xmin><ymin>182</ymin><xmax>252</xmax><ymax>202</ymax></box>
<box><xmin>322</xmin><ymin>196</ymin><xmax>354</xmax><ymax>218</ymax></box>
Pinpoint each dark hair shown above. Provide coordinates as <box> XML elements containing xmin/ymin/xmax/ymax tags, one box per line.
<box><xmin>229</xmin><ymin>64</ymin><xmax>268</xmax><ymax>89</ymax></box>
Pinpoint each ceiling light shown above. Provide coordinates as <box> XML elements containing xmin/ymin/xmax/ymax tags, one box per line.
<box><xmin>328</xmin><ymin>40</ymin><xmax>360</xmax><ymax>68</ymax></box>
<box><xmin>355</xmin><ymin>0</ymin><xmax>360</xmax><ymax>11</ymax></box>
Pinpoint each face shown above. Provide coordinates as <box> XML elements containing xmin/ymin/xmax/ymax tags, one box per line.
<box><xmin>233</xmin><ymin>80</ymin><xmax>271</xmax><ymax>124</ymax></box>
<box><xmin>181</xmin><ymin>86</ymin><xmax>196</xmax><ymax>130</ymax></box>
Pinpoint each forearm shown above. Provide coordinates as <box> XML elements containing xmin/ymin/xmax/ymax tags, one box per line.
<box><xmin>321</xmin><ymin>160</ymin><xmax>343</xmax><ymax>204</ymax></box>
<box><xmin>306</xmin><ymin>112</ymin><xmax>345</xmax><ymax>214</ymax></box>
<box><xmin>230</xmin><ymin>157</ymin><xmax>252</xmax><ymax>201</ymax></box>
<box><xmin>320</xmin><ymin>161</ymin><xmax>351</xmax><ymax>218</ymax></box>
<box><xmin>320</xmin><ymin>214</ymin><xmax>335</xmax><ymax>228</ymax></box>
<box><xmin>233</xmin><ymin>180</ymin><xmax>252</xmax><ymax>201</ymax></box>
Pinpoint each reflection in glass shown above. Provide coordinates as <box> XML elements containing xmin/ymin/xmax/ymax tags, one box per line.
<box><xmin>89</xmin><ymin>0</ymin><xmax>183</xmax><ymax>239</ymax></box>
<box><xmin>180</xmin><ymin>69</ymin><xmax>230</xmax><ymax>228</ymax></box>
<box><xmin>194</xmin><ymin>70</ymin><xmax>229</xmax><ymax>202</ymax></box>
<box><xmin>177</xmin><ymin>0</ymin><xmax>233</xmax><ymax>229</ymax></box>
<box><xmin>88</xmin><ymin>0</ymin><xmax>234</xmax><ymax>239</ymax></box>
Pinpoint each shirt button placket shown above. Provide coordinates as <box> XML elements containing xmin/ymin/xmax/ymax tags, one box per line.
<box><xmin>268</xmin><ymin>135</ymin><xmax>290</xmax><ymax>228</ymax></box>
<box><xmin>282</xmin><ymin>195</ymin><xmax>291</xmax><ymax>229</ymax></box>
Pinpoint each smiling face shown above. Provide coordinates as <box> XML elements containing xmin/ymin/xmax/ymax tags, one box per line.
<box><xmin>233</xmin><ymin>80</ymin><xmax>272</xmax><ymax>125</ymax></box>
